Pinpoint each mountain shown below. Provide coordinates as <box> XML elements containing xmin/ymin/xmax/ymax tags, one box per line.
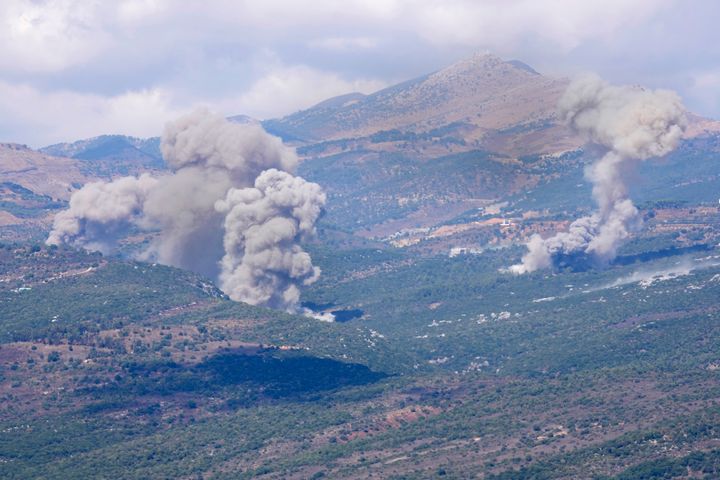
<box><xmin>4</xmin><ymin>53</ymin><xmax>719</xmax><ymax>242</ymax></box>
<box><xmin>278</xmin><ymin>55</ymin><xmax>584</xmax><ymax>235</ymax></box>
<box><xmin>0</xmin><ymin>135</ymin><xmax>164</xmax><ymax>241</ymax></box>
<box><xmin>265</xmin><ymin>53</ymin><xmax>578</xmax><ymax>157</ymax></box>
<box><xmin>2</xmin><ymin>54</ymin><xmax>720</xmax><ymax>479</ymax></box>
<box><xmin>227</xmin><ymin>114</ymin><xmax>261</xmax><ymax>125</ymax></box>
<box><xmin>40</xmin><ymin>135</ymin><xmax>164</xmax><ymax>176</ymax></box>
<box><xmin>0</xmin><ymin>143</ymin><xmax>94</xmax><ymax>241</ymax></box>
<box><xmin>263</xmin><ymin>54</ymin><xmax>720</xmax><ymax>239</ymax></box>
<box><xmin>0</xmin><ymin>143</ymin><xmax>88</xmax><ymax>201</ymax></box>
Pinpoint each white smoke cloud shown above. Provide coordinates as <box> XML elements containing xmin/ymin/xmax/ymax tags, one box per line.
<box><xmin>510</xmin><ymin>74</ymin><xmax>686</xmax><ymax>274</ymax></box>
<box><xmin>46</xmin><ymin>173</ymin><xmax>158</xmax><ymax>254</ymax></box>
<box><xmin>138</xmin><ymin>108</ymin><xmax>298</xmax><ymax>279</ymax></box>
<box><xmin>215</xmin><ymin>169</ymin><xmax>326</xmax><ymax>310</ymax></box>
<box><xmin>47</xmin><ymin>109</ymin><xmax>326</xmax><ymax>313</ymax></box>
<box><xmin>160</xmin><ymin>108</ymin><xmax>297</xmax><ymax>176</ymax></box>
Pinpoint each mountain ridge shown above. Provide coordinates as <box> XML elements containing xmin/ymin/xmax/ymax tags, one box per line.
<box><xmin>263</xmin><ymin>53</ymin><xmax>576</xmax><ymax>156</ymax></box>
<box><xmin>39</xmin><ymin>135</ymin><xmax>164</xmax><ymax>175</ymax></box>
<box><xmin>34</xmin><ymin>53</ymin><xmax>720</xmax><ymax>160</ymax></box>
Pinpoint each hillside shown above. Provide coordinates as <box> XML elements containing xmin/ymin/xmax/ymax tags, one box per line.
<box><xmin>0</xmin><ymin>135</ymin><xmax>167</xmax><ymax>241</ymax></box>
<box><xmin>272</xmin><ymin>55</ymin><xmax>583</xmax><ymax>236</ymax></box>
<box><xmin>0</xmin><ymin>143</ymin><xmax>88</xmax><ymax>201</ymax></box>
<box><xmin>0</xmin><ymin>144</ymin><xmax>91</xmax><ymax>240</ymax></box>
<box><xmin>2</xmin><ymin>233</ymin><xmax>720</xmax><ymax>478</ymax></box>
<box><xmin>40</xmin><ymin>135</ymin><xmax>164</xmax><ymax>176</ymax></box>
<box><xmin>1</xmin><ymin>51</ymin><xmax>720</xmax><ymax>478</ymax></box>
<box><xmin>277</xmin><ymin>55</ymin><xmax>720</xmax><ymax>238</ymax></box>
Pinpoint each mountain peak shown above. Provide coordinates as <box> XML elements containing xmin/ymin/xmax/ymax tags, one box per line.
<box><xmin>453</xmin><ymin>52</ymin><xmax>506</xmax><ymax>68</ymax></box>
<box><xmin>428</xmin><ymin>53</ymin><xmax>541</xmax><ymax>83</ymax></box>
<box><xmin>0</xmin><ymin>142</ymin><xmax>32</xmax><ymax>152</ymax></box>
<box><xmin>263</xmin><ymin>54</ymin><xmax>567</xmax><ymax>152</ymax></box>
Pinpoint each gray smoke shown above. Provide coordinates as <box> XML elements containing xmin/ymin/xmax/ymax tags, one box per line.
<box><xmin>215</xmin><ymin>169</ymin><xmax>326</xmax><ymax>310</ymax></box>
<box><xmin>510</xmin><ymin>74</ymin><xmax>686</xmax><ymax>274</ymax></box>
<box><xmin>47</xmin><ymin>109</ymin><xmax>326</xmax><ymax>313</ymax></box>
<box><xmin>140</xmin><ymin>108</ymin><xmax>298</xmax><ymax>279</ymax></box>
<box><xmin>160</xmin><ymin>108</ymin><xmax>297</xmax><ymax>181</ymax></box>
<box><xmin>46</xmin><ymin>173</ymin><xmax>158</xmax><ymax>254</ymax></box>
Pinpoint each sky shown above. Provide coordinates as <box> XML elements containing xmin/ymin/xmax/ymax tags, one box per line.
<box><xmin>0</xmin><ymin>0</ymin><xmax>718</xmax><ymax>147</ymax></box>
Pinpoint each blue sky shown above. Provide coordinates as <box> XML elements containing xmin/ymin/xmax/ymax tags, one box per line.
<box><xmin>1</xmin><ymin>0</ymin><xmax>718</xmax><ymax>147</ymax></box>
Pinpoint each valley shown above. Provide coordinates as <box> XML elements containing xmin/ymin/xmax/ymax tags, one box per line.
<box><xmin>1</xmin><ymin>54</ymin><xmax>719</xmax><ymax>479</ymax></box>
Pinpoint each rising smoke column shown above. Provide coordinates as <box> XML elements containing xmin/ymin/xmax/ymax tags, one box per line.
<box><xmin>510</xmin><ymin>74</ymin><xmax>686</xmax><ymax>274</ymax></box>
<box><xmin>47</xmin><ymin>109</ymin><xmax>326</xmax><ymax>313</ymax></box>
<box><xmin>139</xmin><ymin>108</ymin><xmax>298</xmax><ymax>279</ymax></box>
<box><xmin>215</xmin><ymin>169</ymin><xmax>326</xmax><ymax>311</ymax></box>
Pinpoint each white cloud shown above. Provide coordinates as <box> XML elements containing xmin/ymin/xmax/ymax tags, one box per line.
<box><xmin>220</xmin><ymin>65</ymin><xmax>386</xmax><ymax>119</ymax></box>
<box><xmin>308</xmin><ymin>36</ymin><xmax>379</xmax><ymax>51</ymax></box>
<box><xmin>410</xmin><ymin>0</ymin><xmax>673</xmax><ymax>51</ymax></box>
<box><xmin>687</xmin><ymin>70</ymin><xmax>720</xmax><ymax>117</ymax></box>
<box><xmin>0</xmin><ymin>63</ymin><xmax>386</xmax><ymax>146</ymax></box>
<box><xmin>0</xmin><ymin>0</ymin><xmax>110</xmax><ymax>73</ymax></box>
<box><xmin>692</xmin><ymin>70</ymin><xmax>720</xmax><ymax>89</ymax></box>
<box><xmin>211</xmin><ymin>0</ymin><xmax>402</xmax><ymax>27</ymax></box>
<box><xmin>0</xmin><ymin>82</ymin><xmax>184</xmax><ymax>146</ymax></box>
<box><xmin>201</xmin><ymin>0</ymin><xmax>672</xmax><ymax>51</ymax></box>
<box><xmin>1</xmin><ymin>0</ymin><xmax>673</xmax><ymax>75</ymax></box>
<box><xmin>115</xmin><ymin>0</ymin><xmax>169</xmax><ymax>24</ymax></box>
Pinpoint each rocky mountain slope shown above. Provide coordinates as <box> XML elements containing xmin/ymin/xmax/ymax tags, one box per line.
<box><xmin>265</xmin><ymin>54</ymin><xmax>579</xmax><ymax>157</ymax></box>
<box><xmin>0</xmin><ymin>143</ymin><xmax>88</xmax><ymax>201</ymax></box>
<box><xmin>0</xmin><ymin>143</ymin><xmax>91</xmax><ymax>237</ymax></box>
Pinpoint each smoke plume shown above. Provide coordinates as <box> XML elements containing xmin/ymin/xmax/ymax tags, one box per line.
<box><xmin>47</xmin><ymin>174</ymin><xmax>158</xmax><ymax>254</ymax></box>
<box><xmin>215</xmin><ymin>169</ymin><xmax>326</xmax><ymax>309</ymax></box>
<box><xmin>510</xmin><ymin>74</ymin><xmax>686</xmax><ymax>274</ymax></box>
<box><xmin>47</xmin><ymin>109</ymin><xmax>326</xmax><ymax>313</ymax></box>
